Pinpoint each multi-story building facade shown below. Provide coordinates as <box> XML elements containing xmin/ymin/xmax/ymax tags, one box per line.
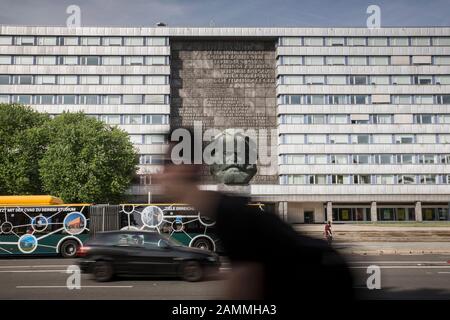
<box><xmin>1</xmin><ymin>26</ymin><xmax>450</xmax><ymax>223</ymax></box>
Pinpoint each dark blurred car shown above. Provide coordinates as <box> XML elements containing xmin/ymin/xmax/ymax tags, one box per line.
<box><xmin>78</xmin><ymin>231</ymin><xmax>220</xmax><ymax>282</ymax></box>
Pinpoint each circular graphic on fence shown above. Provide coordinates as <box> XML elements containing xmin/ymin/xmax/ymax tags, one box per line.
<box><xmin>18</xmin><ymin>234</ymin><xmax>38</xmax><ymax>253</ymax></box>
<box><xmin>141</xmin><ymin>206</ymin><xmax>164</xmax><ymax>228</ymax></box>
<box><xmin>63</xmin><ymin>212</ymin><xmax>87</xmax><ymax>235</ymax></box>
<box><xmin>0</xmin><ymin>221</ymin><xmax>13</xmax><ymax>234</ymax></box>
<box><xmin>31</xmin><ymin>215</ymin><xmax>48</xmax><ymax>233</ymax></box>
<box><xmin>198</xmin><ymin>213</ymin><xmax>216</xmax><ymax>227</ymax></box>
<box><xmin>172</xmin><ymin>219</ymin><xmax>184</xmax><ymax>232</ymax></box>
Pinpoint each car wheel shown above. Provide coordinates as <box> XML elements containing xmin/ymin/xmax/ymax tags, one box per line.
<box><xmin>93</xmin><ymin>261</ymin><xmax>114</xmax><ymax>282</ymax></box>
<box><xmin>181</xmin><ymin>261</ymin><xmax>203</xmax><ymax>282</ymax></box>
<box><xmin>60</xmin><ymin>240</ymin><xmax>79</xmax><ymax>258</ymax></box>
<box><xmin>191</xmin><ymin>237</ymin><xmax>214</xmax><ymax>251</ymax></box>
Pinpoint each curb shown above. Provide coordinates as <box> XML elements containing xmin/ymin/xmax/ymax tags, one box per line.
<box><xmin>338</xmin><ymin>249</ymin><xmax>450</xmax><ymax>255</ymax></box>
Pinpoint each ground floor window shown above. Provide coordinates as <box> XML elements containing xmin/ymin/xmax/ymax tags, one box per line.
<box><xmin>332</xmin><ymin>208</ymin><xmax>370</xmax><ymax>221</ymax></box>
<box><xmin>423</xmin><ymin>208</ymin><xmax>449</xmax><ymax>221</ymax></box>
<box><xmin>377</xmin><ymin>208</ymin><xmax>415</xmax><ymax>221</ymax></box>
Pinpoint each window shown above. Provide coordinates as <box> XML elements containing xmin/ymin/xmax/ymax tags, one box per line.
<box><xmin>437</xmin><ymin>95</ymin><xmax>450</xmax><ymax>104</ymax></box>
<box><xmin>144</xmin><ymin>135</ymin><xmax>166</xmax><ymax>144</ymax></box>
<box><xmin>352</xmin><ymin>134</ymin><xmax>370</xmax><ymax>144</ymax></box>
<box><xmin>124</xmin><ymin>37</ymin><xmax>144</xmax><ymax>46</ymax></box>
<box><xmin>305</xmin><ymin>56</ymin><xmax>324</xmax><ymax>65</ymax></box>
<box><xmin>281</xmin><ymin>114</ymin><xmax>304</xmax><ymax>124</ymax></box>
<box><xmin>325</xmin><ymin>37</ymin><xmax>345</xmax><ymax>46</ymax></box>
<box><xmin>99</xmin><ymin>115</ymin><xmax>121</xmax><ymax>125</ymax></box>
<box><xmin>331</xmin><ymin>175</ymin><xmax>351</xmax><ymax>184</ymax></box>
<box><xmin>348</xmin><ymin>56</ymin><xmax>367</xmax><ymax>65</ymax></box>
<box><xmin>0</xmin><ymin>36</ymin><xmax>13</xmax><ymax>45</ymax></box>
<box><xmin>415</xmin><ymin>114</ymin><xmax>434</xmax><ymax>124</ymax></box>
<box><xmin>434</xmin><ymin>56</ymin><xmax>450</xmax><ymax>65</ymax></box>
<box><xmin>146</xmin><ymin>75</ymin><xmax>168</xmax><ymax>85</ymax></box>
<box><xmin>307</xmin><ymin>114</ymin><xmax>326</xmax><ymax>124</ymax></box>
<box><xmin>347</xmin><ymin>37</ymin><xmax>366</xmax><ymax>46</ymax></box>
<box><xmin>103</xmin><ymin>37</ymin><xmax>122</xmax><ymax>46</ymax></box>
<box><xmin>80</xmin><ymin>76</ymin><xmax>100</xmax><ymax>85</ymax></box>
<box><xmin>13</xmin><ymin>95</ymin><xmax>32</xmax><ymax>104</ymax></box>
<box><xmin>372</xmin><ymin>114</ymin><xmax>392</xmax><ymax>124</ymax></box>
<box><xmin>282</xmin><ymin>95</ymin><xmax>302</xmax><ymax>104</ymax></box>
<box><xmin>13</xmin><ymin>75</ymin><xmax>33</xmax><ymax>85</ymax></box>
<box><xmin>58</xmin><ymin>95</ymin><xmax>77</xmax><ymax>104</ymax></box>
<box><xmin>397</xmin><ymin>154</ymin><xmax>415</xmax><ymax>164</ymax></box>
<box><xmin>281</xmin><ymin>134</ymin><xmax>304</xmax><ymax>144</ymax></box>
<box><xmin>282</xmin><ymin>154</ymin><xmax>306</xmax><ymax>164</ymax></box>
<box><xmin>433</xmin><ymin>37</ymin><xmax>450</xmax><ymax>46</ymax></box>
<box><xmin>145</xmin><ymin>56</ymin><xmax>167</xmax><ymax>65</ymax></box>
<box><xmin>35</xmin><ymin>95</ymin><xmax>55</xmax><ymax>104</ymax></box>
<box><xmin>305</xmin><ymin>76</ymin><xmax>325</xmax><ymax>84</ymax></box>
<box><xmin>419</xmin><ymin>154</ymin><xmax>437</xmax><ymax>164</ymax></box>
<box><xmin>102</xmin><ymin>76</ymin><xmax>122</xmax><ymax>85</ymax></box>
<box><xmin>390</xmin><ymin>37</ymin><xmax>409</xmax><ymax>46</ymax></box>
<box><xmin>81</xmin><ymin>56</ymin><xmax>100</xmax><ymax>65</ymax></box>
<box><xmin>124</xmin><ymin>56</ymin><xmax>144</xmax><ymax>66</ymax></box>
<box><xmin>147</xmin><ymin>37</ymin><xmax>167</xmax><ymax>46</ymax></box>
<box><xmin>102</xmin><ymin>56</ymin><xmax>122</xmax><ymax>65</ymax></box>
<box><xmin>413</xmin><ymin>75</ymin><xmax>432</xmax><ymax>85</ymax></box>
<box><xmin>140</xmin><ymin>154</ymin><xmax>165</xmax><ymax>165</ymax></box>
<box><xmin>15</xmin><ymin>56</ymin><xmax>34</xmax><ymax>65</ymax></box>
<box><xmin>398</xmin><ymin>175</ymin><xmax>416</xmax><ymax>184</ymax></box>
<box><xmin>416</xmin><ymin>134</ymin><xmax>436</xmax><ymax>144</ymax></box>
<box><xmin>411</xmin><ymin>37</ymin><xmax>430</xmax><ymax>46</ymax></box>
<box><xmin>370</xmin><ymin>76</ymin><xmax>390</xmax><ymax>85</ymax></box>
<box><xmin>354</xmin><ymin>175</ymin><xmax>371</xmax><ymax>184</ymax></box>
<box><xmin>376</xmin><ymin>175</ymin><xmax>395</xmax><ymax>184</ymax></box>
<box><xmin>415</xmin><ymin>95</ymin><xmax>434</xmax><ymax>104</ymax></box>
<box><xmin>309</xmin><ymin>175</ymin><xmax>327</xmax><ymax>184</ymax></box>
<box><xmin>331</xmin><ymin>155</ymin><xmax>348</xmax><ymax>164</ymax></box>
<box><xmin>440</xmin><ymin>155</ymin><xmax>450</xmax><ymax>164</ymax></box>
<box><xmin>438</xmin><ymin>115</ymin><xmax>450</xmax><ymax>124</ymax></box>
<box><xmin>103</xmin><ymin>95</ymin><xmax>121</xmax><ymax>104</ymax></box>
<box><xmin>145</xmin><ymin>95</ymin><xmax>166</xmax><ymax>104</ymax></box>
<box><xmin>123</xmin><ymin>95</ymin><xmax>143</xmax><ymax>104</ymax></box>
<box><xmin>395</xmin><ymin>135</ymin><xmax>414</xmax><ymax>144</ymax></box>
<box><xmin>36</xmin><ymin>56</ymin><xmax>57</xmax><ymax>65</ymax></box>
<box><xmin>62</xmin><ymin>56</ymin><xmax>78</xmax><ymax>65</ymax></box>
<box><xmin>0</xmin><ymin>75</ymin><xmax>10</xmax><ymax>84</ymax></box>
<box><xmin>328</xmin><ymin>115</ymin><xmax>348</xmax><ymax>124</ymax></box>
<box><xmin>62</xmin><ymin>37</ymin><xmax>79</xmax><ymax>45</ymax></box>
<box><xmin>375</xmin><ymin>154</ymin><xmax>394</xmax><ymax>164</ymax></box>
<box><xmin>58</xmin><ymin>76</ymin><xmax>78</xmax><ymax>85</ymax></box>
<box><xmin>129</xmin><ymin>135</ymin><xmax>142</xmax><ymax>144</ymax></box>
<box><xmin>368</xmin><ymin>37</ymin><xmax>388</xmax><ymax>46</ymax></box>
<box><xmin>144</xmin><ymin>114</ymin><xmax>168</xmax><ymax>124</ymax></box>
<box><xmin>435</xmin><ymin>76</ymin><xmax>450</xmax><ymax>85</ymax></box>
<box><xmin>327</xmin><ymin>76</ymin><xmax>346</xmax><ymax>85</ymax></box>
<box><xmin>37</xmin><ymin>37</ymin><xmax>57</xmax><ymax>45</ymax></box>
<box><xmin>16</xmin><ymin>36</ymin><xmax>34</xmax><ymax>45</ymax></box>
<box><xmin>281</xmin><ymin>37</ymin><xmax>301</xmax><ymax>46</ymax></box>
<box><xmin>392</xmin><ymin>75</ymin><xmax>411</xmax><ymax>85</ymax></box>
<box><xmin>123</xmin><ymin>76</ymin><xmax>144</xmax><ymax>85</ymax></box>
<box><xmin>304</xmin><ymin>37</ymin><xmax>323</xmax><ymax>46</ymax></box>
<box><xmin>326</xmin><ymin>56</ymin><xmax>345</xmax><ymax>65</ymax></box>
<box><xmin>352</xmin><ymin>154</ymin><xmax>371</xmax><ymax>164</ymax></box>
<box><xmin>79</xmin><ymin>95</ymin><xmax>99</xmax><ymax>104</ymax></box>
<box><xmin>123</xmin><ymin>115</ymin><xmax>143</xmax><ymax>125</ymax></box>
<box><xmin>0</xmin><ymin>95</ymin><xmax>9</xmax><ymax>103</ymax></box>
<box><xmin>328</xmin><ymin>95</ymin><xmax>347</xmax><ymax>104</ymax></box>
<box><xmin>441</xmin><ymin>134</ymin><xmax>450</xmax><ymax>143</ymax></box>
<box><xmin>392</xmin><ymin>95</ymin><xmax>412</xmax><ymax>104</ymax></box>
<box><xmin>34</xmin><ymin>75</ymin><xmax>55</xmax><ymax>85</ymax></box>
<box><xmin>372</xmin><ymin>135</ymin><xmax>392</xmax><ymax>144</ymax></box>
<box><xmin>284</xmin><ymin>175</ymin><xmax>306</xmax><ymax>185</ymax></box>
<box><xmin>369</xmin><ymin>56</ymin><xmax>389</xmax><ymax>65</ymax></box>
<box><xmin>0</xmin><ymin>56</ymin><xmax>11</xmax><ymax>64</ymax></box>
<box><xmin>308</xmin><ymin>154</ymin><xmax>327</xmax><ymax>164</ymax></box>
<box><xmin>349</xmin><ymin>95</ymin><xmax>368</xmax><ymax>104</ymax></box>
<box><xmin>280</xmin><ymin>56</ymin><xmax>302</xmax><ymax>65</ymax></box>
<box><xmin>329</xmin><ymin>135</ymin><xmax>348</xmax><ymax>144</ymax></box>
<box><xmin>307</xmin><ymin>135</ymin><xmax>327</xmax><ymax>144</ymax></box>
<box><xmin>306</xmin><ymin>95</ymin><xmax>325</xmax><ymax>104</ymax></box>
<box><xmin>81</xmin><ymin>37</ymin><xmax>101</xmax><ymax>45</ymax></box>
<box><xmin>350</xmin><ymin>76</ymin><xmax>368</xmax><ymax>85</ymax></box>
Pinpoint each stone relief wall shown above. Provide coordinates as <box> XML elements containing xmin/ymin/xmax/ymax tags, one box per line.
<box><xmin>170</xmin><ymin>39</ymin><xmax>278</xmax><ymax>184</ymax></box>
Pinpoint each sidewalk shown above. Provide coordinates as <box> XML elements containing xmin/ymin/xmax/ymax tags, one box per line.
<box><xmin>334</xmin><ymin>242</ymin><xmax>450</xmax><ymax>255</ymax></box>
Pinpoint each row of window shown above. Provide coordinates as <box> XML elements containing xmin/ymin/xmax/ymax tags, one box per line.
<box><xmin>0</xmin><ymin>55</ymin><xmax>168</xmax><ymax>66</ymax></box>
<box><xmin>0</xmin><ymin>74</ymin><xmax>169</xmax><ymax>85</ymax></box>
<box><xmin>280</xmin><ymin>154</ymin><xmax>450</xmax><ymax>165</ymax></box>
<box><xmin>279</xmin><ymin>94</ymin><xmax>450</xmax><ymax>105</ymax></box>
<box><xmin>139</xmin><ymin>154</ymin><xmax>165</xmax><ymax>165</ymax></box>
<box><xmin>331</xmin><ymin>207</ymin><xmax>449</xmax><ymax>222</ymax></box>
<box><xmin>279</xmin><ymin>36</ymin><xmax>450</xmax><ymax>47</ymax></box>
<box><xmin>279</xmin><ymin>114</ymin><xmax>450</xmax><ymax>125</ymax></box>
<box><xmin>0</xmin><ymin>36</ymin><xmax>168</xmax><ymax>46</ymax></box>
<box><xmin>278</xmin><ymin>55</ymin><xmax>450</xmax><ymax>66</ymax></box>
<box><xmin>0</xmin><ymin>94</ymin><xmax>169</xmax><ymax>105</ymax></box>
<box><xmin>280</xmin><ymin>174</ymin><xmax>450</xmax><ymax>185</ymax></box>
<box><xmin>278</xmin><ymin>75</ymin><xmax>450</xmax><ymax>85</ymax></box>
<box><xmin>129</xmin><ymin>134</ymin><xmax>167</xmax><ymax>145</ymax></box>
<box><xmin>85</xmin><ymin>114</ymin><xmax>169</xmax><ymax>125</ymax></box>
<box><xmin>280</xmin><ymin>133</ymin><xmax>450</xmax><ymax>144</ymax></box>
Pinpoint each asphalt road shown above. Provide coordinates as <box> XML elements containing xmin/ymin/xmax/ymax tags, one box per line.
<box><xmin>0</xmin><ymin>255</ymin><xmax>449</xmax><ymax>300</ymax></box>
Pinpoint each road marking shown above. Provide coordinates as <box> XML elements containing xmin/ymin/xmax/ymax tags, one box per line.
<box><xmin>16</xmin><ymin>285</ymin><xmax>134</xmax><ymax>289</ymax></box>
<box><xmin>437</xmin><ymin>272</ymin><xmax>450</xmax><ymax>274</ymax></box>
<box><xmin>0</xmin><ymin>265</ymin><xmax>71</xmax><ymax>269</ymax></box>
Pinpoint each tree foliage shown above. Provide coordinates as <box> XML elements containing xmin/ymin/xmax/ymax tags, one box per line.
<box><xmin>0</xmin><ymin>104</ymin><xmax>138</xmax><ymax>203</ymax></box>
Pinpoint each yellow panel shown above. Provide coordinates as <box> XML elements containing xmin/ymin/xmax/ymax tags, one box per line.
<box><xmin>0</xmin><ymin>195</ymin><xmax>64</xmax><ymax>205</ymax></box>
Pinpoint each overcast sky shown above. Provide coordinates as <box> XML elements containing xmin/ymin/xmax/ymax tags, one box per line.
<box><xmin>0</xmin><ymin>0</ymin><xmax>448</xmax><ymax>27</ymax></box>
